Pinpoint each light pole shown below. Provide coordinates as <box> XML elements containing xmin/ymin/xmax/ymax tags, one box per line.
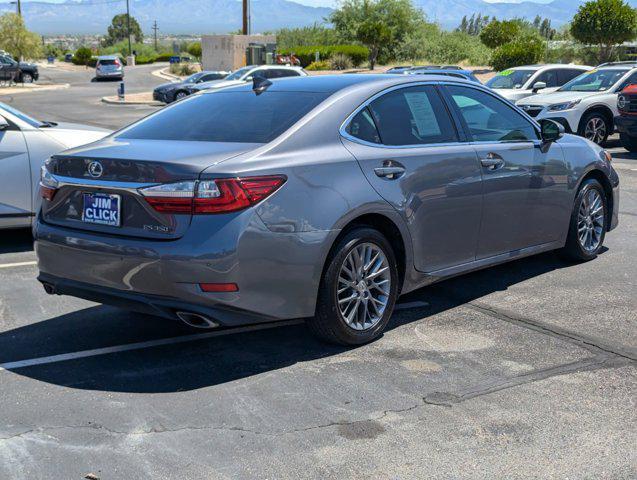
<box><xmin>126</xmin><ymin>0</ymin><xmax>132</xmax><ymax>57</ymax></box>
<box><xmin>10</xmin><ymin>0</ymin><xmax>21</xmax><ymax>17</ymax></box>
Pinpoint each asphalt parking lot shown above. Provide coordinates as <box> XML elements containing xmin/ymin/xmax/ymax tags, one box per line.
<box><xmin>0</xmin><ymin>67</ymin><xmax>635</xmax><ymax>479</ymax></box>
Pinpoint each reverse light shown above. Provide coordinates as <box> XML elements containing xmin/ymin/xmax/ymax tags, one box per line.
<box><xmin>39</xmin><ymin>165</ymin><xmax>59</xmax><ymax>201</ymax></box>
<box><xmin>139</xmin><ymin>176</ymin><xmax>286</xmax><ymax>215</ymax></box>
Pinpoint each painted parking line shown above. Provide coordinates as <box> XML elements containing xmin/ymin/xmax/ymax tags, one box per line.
<box><xmin>0</xmin><ymin>302</ymin><xmax>427</xmax><ymax>371</ymax></box>
<box><xmin>0</xmin><ymin>261</ymin><xmax>37</xmax><ymax>269</ymax></box>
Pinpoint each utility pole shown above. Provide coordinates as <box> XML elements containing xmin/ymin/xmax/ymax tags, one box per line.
<box><xmin>152</xmin><ymin>20</ymin><xmax>158</xmax><ymax>51</ymax></box>
<box><xmin>126</xmin><ymin>0</ymin><xmax>132</xmax><ymax>56</ymax></box>
<box><xmin>242</xmin><ymin>0</ymin><xmax>249</xmax><ymax>35</ymax></box>
<box><xmin>16</xmin><ymin>0</ymin><xmax>21</xmax><ymax>17</ymax></box>
<box><xmin>10</xmin><ymin>0</ymin><xmax>21</xmax><ymax>17</ymax></box>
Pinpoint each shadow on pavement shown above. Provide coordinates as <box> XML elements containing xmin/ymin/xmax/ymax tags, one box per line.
<box><xmin>0</xmin><ymin>249</ymin><xmax>588</xmax><ymax>393</ymax></box>
<box><xmin>0</xmin><ymin>228</ymin><xmax>33</xmax><ymax>254</ymax></box>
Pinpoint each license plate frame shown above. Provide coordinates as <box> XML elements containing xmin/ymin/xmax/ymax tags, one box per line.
<box><xmin>81</xmin><ymin>192</ymin><xmax>121</xmax><ymax>227</ymax></box>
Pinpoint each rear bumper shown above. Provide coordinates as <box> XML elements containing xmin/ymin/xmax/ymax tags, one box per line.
<box><xmin>34</xmin><ymin>212</ymin><xmax>337</xmax><ymax>324</ymax></box>
<box><xmin>96</xmin><ymin>71</ymin><xmax>124</xmax><ymax>78</ymax></box>
<box><xmin>614</xmin><ymin>115</ymin><xmax>637</xmax><ymax>136</ymax></box>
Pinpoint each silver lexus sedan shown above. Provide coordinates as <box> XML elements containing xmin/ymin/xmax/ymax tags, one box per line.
<box><xmin>34</xmin><ymin>75</ymin><xmax>620</xmax><ymax>345</ymax></box>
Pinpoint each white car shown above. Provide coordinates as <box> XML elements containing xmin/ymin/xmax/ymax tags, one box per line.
<box><xmin>516</xmin><ymin>63</ymin><xmax>637</xmax><ymax>144</ymax></box>
<box><xmin>185</xmin><ymin>65</ymin><xmax>307</xmax><ymax>94</ymax></box>
<box><xmin>0</xmin><ymin>103</ymin><xmax>110</xmax><ymax>229</ymax></box>
<box><xmin>486</xmin><ymin>64</ymin><xmax>593</xmax><ymax>102</ymax></box>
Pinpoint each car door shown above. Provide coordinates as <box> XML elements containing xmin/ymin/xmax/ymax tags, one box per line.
<box><xmin>0</xmin><ymin>115</ymin><xmax>32</xmax><ymax>227</ymax></box>
<box><xmin>442</xmin><ymin>83</ymin><xmax>569</xmax><ymax>259</ymax></box>
<box><xmin>341</xmin><ymin>84</ymin><xmax>483</xmax><ymax>273</ymax></box>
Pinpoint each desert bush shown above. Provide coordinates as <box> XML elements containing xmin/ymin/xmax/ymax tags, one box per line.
<box><xmin>305</xmin><ymin>60</ymin><xmax>331</xmax><ymax>71</ymax></box>
<box><xmin>278</xmin><ymin>45</ymin><xmax>369</xmax><ymax>67</ymax></box>
<box><xmin>72</xmin><ymin>46</ymin><xmax>93</xmax><ymax>66</ymax></box>
<box><xmin>329</xmin><ymin>53</ymin><xmax>353</xmax><ymax>70</ymax></box>
<box><xmin>491</xmin><ymin>33</ymin><xmax>544</xmax><ymax>71</ymax></box>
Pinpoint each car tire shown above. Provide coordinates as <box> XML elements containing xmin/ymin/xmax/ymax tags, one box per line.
<box><xmin>20</xmin><ymin>73</ymin><xmax>33</xmax><ymax>83</ymax></box>
<box><xmin>174</xmin><ymin>91</ymin><xmax>188</xmax><ymax>101</ymax></box>
<box><xmin>620</xmin><ymin>133</ymin><xmax>637</xmax><ymax>152</ymax></box>
<box><xmin>578</xmin><ymin>112</ymin><xmax>610</xmax><ymax>145</ymax></box>
<box><xmin>560</xmin><ymin>178</ymin><xmax>607</xmax><ymax>262</ymax></box>
<box><xmin>307</xmin><ymin>227</ymin><xmax>399</xmax><ymax>346</ymax></box>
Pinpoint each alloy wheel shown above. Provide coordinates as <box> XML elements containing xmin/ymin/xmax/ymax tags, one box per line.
<box><xmin>22</xmin><ymin>73</ymin><xmax>33</xmax><ymax>84</ymax></box>
<box><xmin>175</xmin><ymin>92</ymin><xmax>187</xmax><ymax>100</ymax></box>
<box><xmin>337</xmin><ymin>242</ymin><xmax>391</xmax><ymax>331</ymax></box>
<box><xmin>584</xmin><ymin>117</ymin><xmax>607</xmax><ymax>144</ymax></box>
<box><xmin>577</xmin><ymin>188</ymin><xmax>604</xmax><ymax>253</ymax></box>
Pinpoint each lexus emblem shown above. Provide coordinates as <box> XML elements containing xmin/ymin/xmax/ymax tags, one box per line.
<box><xmin>87</xmin><ymin>161</ymin><xmax>103</xmax><ymax>178</ymax></box>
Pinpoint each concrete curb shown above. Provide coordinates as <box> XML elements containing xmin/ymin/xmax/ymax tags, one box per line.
<box><xmin>101</xmin><ymin>95</ymin><xmax>164</xmax><ymax>106</ymax></box>
<box><xmin>152</xmin><ymin>67</ymin><xmax>181</xmax><ymax>82</ymax></box>
<box><xmin>0</xmin><ymin>83</ymin><xmax>70</xmax><ymax>95</ymax></box>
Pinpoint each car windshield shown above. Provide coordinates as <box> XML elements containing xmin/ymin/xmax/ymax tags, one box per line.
<box><xmin>0</xmin><ymin>102</ymin><xmax>43</xmax><ymax>128</ymax></box>
<box><xmin>225</xmin><ymin>67</ymin><xmax>254</xmax><ymax>81</ymax></box>
<box><xmin>486</xmin><ymin>69</ymin><xmax>537</xmax><ymax>89</ymax></box>
<box><xmin>117</xmin><ymin>90</ymin><xmax>329</xmax><ymax>143</ymax></box>
<box><xmin>559</xmin><ymin>68</ymin><xmax>629</xmax><ymax>92</ymax></box>
<box><xmin>183</xmin><ymin>73</ymin><xmax>204</xmax><ymax>84</ymax></box>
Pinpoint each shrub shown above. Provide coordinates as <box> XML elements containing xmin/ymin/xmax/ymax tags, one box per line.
<box><xmin>480</xmin><ymin>20</ymin><xmax>521</xmax><ymax>49</ymax></box>
<box><xmin>490</xmin><ymin>34</ymin><xmax>544</xmax><ymax>71</ymax></box>
<box><xmin>72</xmin><ymin>47</ymin><xmax>93</xmax><ymax>66</ymax></box>
<box><xmin>278</xmin><ymin>45</ymin><xmax>369</xmax><ymax>67</ymax></box>
<box><xmin>154</xmin><ymin>53</ymin><xmax>174</xmax><ymax>62</ymax></box>
<box><xmin>169</xmin><ymin>63</ymin><xmax>197</xmax><ymax>76</ymax></box>
<box><xmin>134</xmin><ymin>55</ymin><xmax>156</xmax><ymax>65</ymax></box>
<box><xmin>401</xmin><ymin>30</ymin><xmax>492</xmax><ymax>66</ymax></box>
<box><xmin>305</xmin><ymin>60</ymin><xmax>331</xmax><ymax>71</ymax></box>
<box><xmin>329</xmin><ymin>53</ymin><xmax>353</xmax><ymax>70</ymax></box>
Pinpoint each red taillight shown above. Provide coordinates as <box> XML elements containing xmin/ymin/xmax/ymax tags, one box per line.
<box><xmin>199</xmin><ymin>282</ymin><xmax>239</xmax><ymax>292</ymax></box>
<box><xmin>139</xmin><ymin>176</ymin><xmax>286</xmax><ymax>215</ymax></box>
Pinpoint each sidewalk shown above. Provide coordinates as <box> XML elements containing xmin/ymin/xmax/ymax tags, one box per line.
<box><xmin>101</xmin><ymin>91</ymin><xmax>163</xmax><ymax>106</ymax></box>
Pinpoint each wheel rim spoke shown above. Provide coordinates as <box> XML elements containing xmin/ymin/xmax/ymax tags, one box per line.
<box><xmin>577</xmin><ymin>188</ymin><xmax>604</xmax><ymax>253</ymax></box>
<box><xmin>337</xmin><ymin>242</ymin><xmax>391</xmax><ymax>331</ymax></box>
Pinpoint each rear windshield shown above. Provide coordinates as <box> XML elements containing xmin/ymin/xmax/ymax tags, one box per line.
<box><xmin>98</xmin><ymin>59</ymin><xmax>118</xmax><ymax>65</ymax></box>
<box><xmin>117</xmin><ymin>90</ymin><xmax>329</xmax><ymax>143</ymax></box>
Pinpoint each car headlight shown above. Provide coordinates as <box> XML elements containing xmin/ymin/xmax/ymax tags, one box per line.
<box><xmin>548</xmin><ymin>99</ymin><xmax>581</xmax><ymax>112</ymax></box>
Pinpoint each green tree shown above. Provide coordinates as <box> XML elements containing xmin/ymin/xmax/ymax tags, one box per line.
<box><xmin>72</xmin><ymin>46</ymin><xmax>93</xmax><ymax>66</ymax></box>
<box><xmin>103</xmin><ymin>14</ymin><xmax>143</xmax><ymax>47</ymax></box>
<box><xmin>330</xmin><ymin>0</ymin><xmax>426</xmax><ymax>68</ymax></box>
<box><xmin>571</xmin><ymin>0</ymin><xmax>637</xmax><ymax>63</ymax></box>
<box><xmin>276</xmin><ymin>24</ymin><xmax>339</xmax><ymax>49</ymax></box>
<box><xmin>490</xmin><ymin>33</ymin><xmax>544</xmax><ymax>70</ymax></box>
<box><xmin>480</xmin><ymin>19</ymin><xmax>521</xmax><ymax>49</ymax></box>
<box><xmin>0</xmin><ymin>13</ymin><xmax>43</xmax><ymax>60</ymax></box>
<box><xmin>187</xmin><ymin>41</ymin><xmax>201</xmax><ymax>61</ymax></box>
<box><xmin>457</xmin><ymin>15</ymin><xmax>469</xmax><ymax>34</ymax></box>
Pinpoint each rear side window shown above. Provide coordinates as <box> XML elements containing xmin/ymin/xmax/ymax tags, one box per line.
<box><xmin>446</xmin><ymin>85</ymin><xmax>538</xmax><ymax>142</ymax></box>
<box><xmin>346</xmin><ymin>107</ymin><xmax>381</xmax><ymax>144</ymax></box>
<box><xmin>117</xmin><ymin>91</ymin><xmax>328</xmax><ymax>143</ymax></box>
<box><xmin>368</xmin><ymin>85</ymin><xmax>457</xmax><ymax>146</ymax></box>
<box><xmin>260</xmin><ymin>69</ymin><xmax>300</xmax><ymax>79</ymax></box>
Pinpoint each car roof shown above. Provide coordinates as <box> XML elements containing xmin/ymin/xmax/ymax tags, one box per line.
<box><xmin>97</xmin><ymin>55</ymin><xmax>119</xmax><ymax>60</ymax></box>
<box><xmin>510</xmin><ymin>64</ymin><xmax>591</xmax><ymax>70</ymax></box>
<box><xmin>409</xmin><ymin>69</ymin><xmax>474</xmax><ymax>75</ymax></box>
<box><xmin>201</xmin><ymin>73</ymin><xmax>474</xmax><ymax>94</ymax></box>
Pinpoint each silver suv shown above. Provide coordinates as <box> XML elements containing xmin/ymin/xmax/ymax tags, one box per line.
<box><xmin>95</xmin><ymin>55</ymin><xmax>124</xmax><ymax>81</ymax></box>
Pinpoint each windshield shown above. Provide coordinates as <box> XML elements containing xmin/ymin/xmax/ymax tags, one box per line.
<box><xmin>117</xmin><ymin>91</ymin><xmax>329</xmax><ymax>143</ymax></box>
<box><xmin>0</xmin><ymin>102</ymin><xmax>43</xmax><ymax>127</ymax></box>
<box><xmin>559</xmin><ymin>69</ymin><xmax>629</xmax><ymax>92</ymax></box>
<box><xmin>486</xmin><ymin>69</ymin><xmax>537</xmax><ymax>89</ymax></box>
<box><xmin>225</xmin><ymin>66</ymin><xmax>254</xmax><ymax>81</ymax></box>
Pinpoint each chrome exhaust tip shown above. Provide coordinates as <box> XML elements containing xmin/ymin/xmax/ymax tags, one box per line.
<box><xmin>176</xmin><ymin>311</ymin><xmax>220</xmax><ymax>329</ymax></box>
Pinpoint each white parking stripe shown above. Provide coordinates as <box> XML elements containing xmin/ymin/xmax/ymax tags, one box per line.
<box><xmin>0</xmin><ymin>320</ymin><xmax>304</xmax><ymax>371</ymax></box>
<box><xmin>0</xmin><ymin>261</ymin><xmax>37</xmax><ymax>269</ymax></box>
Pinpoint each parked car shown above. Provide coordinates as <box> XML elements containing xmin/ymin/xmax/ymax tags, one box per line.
<box><xmin>486</xmin><ymin>64</ymin><xmax>592</xmax><ymax>102</ymax></box>
<box><xmin>95</xmin><ymin>55</ymin><xmax>124</xmax><ymax>81</ymax></box>
<box><xmin>35</xmin><ymin>75</ymin><xmax>619</xmax><ymax>345</ymax></box>
<box><xmin>614</xmin><ymin>83</ymin><xmax>637</xmax><ymax>151</ymax></box>
<box><xmin>184</xmin><ymin>65</ymin><xmax>307</xmax><ymax>94</ymax></box>
<box><xmin>516</xmin><ymin>62</ymin><xmax>637</xmax><ymax>144</ymax></box>
<box><xmin>407</xmin><ymin>67</ymin><xmax>481</xmax><ymax>83</ymax></box>
<box><xmin>385</xmin><ymin>66</ymin><xmax>414</xmax><ymax>74</ymax></box>
<box><xmin>153</xmin><ymin>71</ymin><xmax>229</xmax><ymax>103</ymax></box>
<box><xmin>0</xmin><ymin>55</ymin><xmax>39</xmax><ymax>83</ymax></box>
<box><xmin>0</xmin><ymin>102</ymin><xmax>110</xmax><ymax>230</ymax></box>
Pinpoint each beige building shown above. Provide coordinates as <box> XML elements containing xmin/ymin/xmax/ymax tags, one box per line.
<box><xmin>201</xmin><ymin>34</ymin><xmax>276</xmax><ymax>71</ymax></box>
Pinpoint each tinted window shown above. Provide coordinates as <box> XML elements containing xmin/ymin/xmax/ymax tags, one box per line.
<box><xmin>346</xmin><ymin>107</ymin><xmax>381</xmax><ymax>144</ymax></box>
<box><xmin>534</xmin><ymin>69</ymin><xmax>559</xmax><ymax>88</ymax></box>
<box><xmin>558</xmin><ymin>69</ymin><xmax>587</xmax><ymax>85</ymax></box>
<box><xmin>560</xmin><ymin>69</ymin><xmax>629</xmax><ymax>92</ymax></box>
<box><xmin>98</xmin><ymin>59</ymin><xmax>117</xmax><ymax>66</ymax></box>
<box><xmin>259</xmin><ymin>69</ymin><xmax>300</xmax><ymax>79</ymax></box>
<box><xmin>200</xmin><ymin>73</ymin><xmax>226</xmax><ymax>82</ymax></box>
<box><xmin>368</xmin><ymin>86</ymin><xmax>457</xmax><ymax>146</ymax></box>
<box><xmin>117</xmin><ymin>91</ymin><xmax>328</xmax><ymax>143</ymax></box>
<box><xmin>446</xmin><ymin>85</ymin><xmax>538</xmax><ymax>142</ymax></box>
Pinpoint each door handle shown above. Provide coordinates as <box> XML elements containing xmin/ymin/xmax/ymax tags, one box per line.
<box><xmin>480</xmin><ymin>153</ymin><xmax>505</xmax><ymax>170</ymax></box>
<box><xmin>374</xmin><ymin>161</ymin><xmax>405</xmax><ymax>179</ymax></box>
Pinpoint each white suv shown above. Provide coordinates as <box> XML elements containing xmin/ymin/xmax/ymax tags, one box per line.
<box><xmin>516</xmin><ymin>63</ymin><xmax>637</xmax><ymax>144</ymax></box>
<box><xmin>186</xmin><ymin>65</ymin><xmax>307</xmax><ymax>94</ymax></box>
<box><xmin>486</xmin><ymin>64</ymin><xmax>593</xmax><ymax>102</ymax></box>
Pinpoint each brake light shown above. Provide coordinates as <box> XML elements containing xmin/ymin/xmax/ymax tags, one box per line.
<box><xmin>139</xmin><ymin>176</ymin><xmax>286</xmax><ymax>214</ymax></box>
<box><xmin>199</xmin><ymin>282</ymin><xmax>239</xmax><ymax>292</ymax></box>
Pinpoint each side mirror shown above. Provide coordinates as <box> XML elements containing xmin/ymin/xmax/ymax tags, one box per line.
<box><xmin>244</xmin><ymin>75</ymin><xmax>253</xmax><ymax>82</ymax></box>
<box><xmin>0</xmin><ymin>116</ymin><xmax>9</xmax><ymax>131</ymax></box>
<box><xmin>540</xmin><ymin>119</ymin><xmax>564</xmax><ymax>143</ymax></box>
<box><xmin>532</xmin><ymin>81</ymin><xmax>547</xmax><ymax>93</ymax></box>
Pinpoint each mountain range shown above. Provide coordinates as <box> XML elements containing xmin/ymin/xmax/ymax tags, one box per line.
<box><xmin>2</xmin><ymin>0</ymin><xmax>637</xmax><ymax>35</ymax></box>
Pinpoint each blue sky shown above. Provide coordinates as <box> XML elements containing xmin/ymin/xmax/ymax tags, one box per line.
<box><xmin>0</xmin><ymin>0</ymin><xmax>555</xmax><ymax>4</ymax></box>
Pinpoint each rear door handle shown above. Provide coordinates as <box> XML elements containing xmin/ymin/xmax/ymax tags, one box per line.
<box><xmin>480</xmin><ymin>153</ymin><xmax>505</xmax><ymax>170</ymax></box>
<box><xmin>374</xmin><ymin>161</ymin><xmax>405</xmax><ymax>179</ymax></box>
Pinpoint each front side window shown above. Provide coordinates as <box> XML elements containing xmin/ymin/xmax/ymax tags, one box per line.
<box><xmin>559</xmin><ymin>69</ymin><xmax>629</xmax><ymax>92</ymax></box>
<box><xmin>446</xmin><ymin>85</ymin><xmax>538</xmax><ymax>142</ymax></box>
<box><xmin>534</xmin><ymin>70</ymin><xmax>559</xmax><ymax>88</ymax></box>
<box><xmin>117</xmin><ymin>91</ymin><xmax>328</xmax><ymax>143</ymax></box>
<box><xmin>558</xmin><ymin>69</ymin><xmax>588</xmax><ymax>85</ymax></box>
<box><xmin>225</xmin><ymin>66</ymin><xmax>254</xmax><ymax>81</ymax></box>
<box><xmin>367</xmin><ymin>85</ymin><xmax>457</xmax><ymax>146</ymax></box>
<box><xmin>486</xmin><ymin>69</ymin><xmax>537</xmax><ymax>90</ymax></box>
